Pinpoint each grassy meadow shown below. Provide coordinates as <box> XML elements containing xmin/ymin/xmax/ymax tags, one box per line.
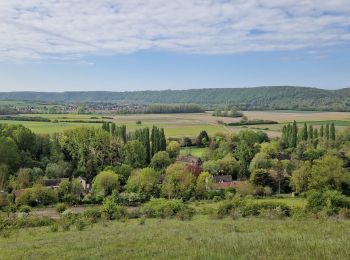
<box><xmin>1</xmin><ymin>110</ymin><xmax>350</xmax><ymax>137</ymax></box>
<box><xmin>1</xmin><ymin>216</ymin><xmax>350</xmax><ymax>259</ymax></box>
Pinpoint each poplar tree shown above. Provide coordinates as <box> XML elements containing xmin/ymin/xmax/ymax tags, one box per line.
<box><xmin>302</xmin><ymin>123</ymin><xmax>308</xmax><ymax>141</ymax></box>
<box><xmin>325</xmin><ymin>124</ymin><xmax>330</xmax><ymax>140</ymax></box>
<box><xmin>309</xmin><ymin>125</ymin><xmax>313</xmax><ymax>139</ymax></box>
<box><xmin>320</xmin><ymin>125</ymin><xmax>324</xmax><ymax>137</ymax></box>
<box><xmin>330</xmin><ymin>123</ymin><xmax>336</xmax><ymax>141</ymax></box>
<box><xmin>292</xmin><ymin>121</ymin><xmax>298</xmax><ymax>147</ymax></box>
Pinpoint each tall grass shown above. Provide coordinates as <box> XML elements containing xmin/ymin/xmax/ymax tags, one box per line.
<box><xmin>1</xmin><ymin>216</ymin><xmax>350</xmax><ymax>259</ymax></box>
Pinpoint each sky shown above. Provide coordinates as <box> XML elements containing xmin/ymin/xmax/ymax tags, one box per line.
<box><xmin>0</xmin><ymin>0</ymin><xmax>350</xmax><ymax>92</ymax></box>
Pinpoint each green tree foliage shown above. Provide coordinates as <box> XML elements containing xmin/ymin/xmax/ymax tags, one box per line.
<box><xmin>15</xmin><ymin>168</ymin><xmax>32</xmax><ymax>189</ymax></box>
<box><xmin>250</xmin><ymin>169</ymin><xmax>275</xmax><ymax>188</ymax></box>
<box><xmin>195</xmin><ymin>130</ymin><xmax>210</xmax><ymax>147</ymax></box>
<box><xmin>235</xmin><ymin>140</ymin><xmax>255</xmax><ymax>180</ymax></box>
<box><xmin>123</xmin><ymin>140</ymin><xmax>147</xmax><ymax>168</ymax></box>
<box><xmin>301</xmin><ymin>123</ymin><xmax>308</xmax><ymax>141</ymax></box>
<box><xmin>320</xmin><ymin>125</ymin><xmax>324</xmax><ymax>137</ymax></box>
<box><xmin>150</xmin><ymin>126</ymin><xmax>166</xmax><ymax>156</ymax></box>
<box><xmin>249</xmin><ymin>153</ymin><xmax>272</xmax><ymax>172</ymax></box>
<box><xmin>330</xmin><ymin>123</ymin><xmax>336</xmax><ymax>141</ymax></box>
<box><xmin>291</xmin><ymin>162</ymin><xmax>312</xmax><ymax>193</ymax></box>
<box><xmin>5</xmin><ymin>86</ymin><xmax>350</xmax><ymax>111</ymax></box>
<box><xmin>195</xmin><ymin>172</ymin><xmax>214</xmax><ymax>199</ymax></box>
<box><xmin>126</xmin><ymin>167</ymin><xmax>160</xmax><ymax>199</ymax></box>
<box><xmin>59</xmin><ymin>127</ymin><xmax>120</xmax><ymax>180</ymax></box>
<box><xmin>57</xmin><ymin>179</ymin><xmax>83</xmax><ymax>204</ymax></box>
<box><xmin>0</xmin><ymin>136</ymin><xmax>19</xmax><ymax>171</ymax></box>
<box><xmin>166</xmin><ymin>141</ymin><xmax>181</xmax><ymax>159</ymax></box>
<box><xmin>161</xmin><ymin>163</ymin><xmax>195</xmax><ymax>200</ymax></box>
<box><xmin>16</xmin><ymin>185</ymin><xmax>58</xmax><ymax>206</ymax></box>
<box><xmin>145</xmin><ymin>104</ymin><xmax>204</xmax><ymax>113</ymax></box>
<box><xmin>45</xmin><ymin>161</ymin><xmax>69</xmax><ymax>178</ymax></box>
<box><xmin>325</xmin><ymin>124</ymin><xmax>330</xmax><ymax>140</ymax></box>
<box><xmin>0</xmin><ymin>164</ymin><xmax>9</xmax><ymax>190</ymax></box>
<box><xmin>134</xmin><ymin>128</ymin><xmax>151</xmax><ymax>163</ymax></box>
<box><xmin>150</xmin><ymin>151</ymin><xmax>171</xmax><ymax>170</ymax></box>
<box><xmin>309</xmin><ymin>125</ymin><xmax>313</xmax><ymax>139</ymax></box>
<box><xmin>104</xmin><ymin>164</ymin><xmax>132</xmax><ymax>186</ymax></box>
<box><xmin>309</xmin><ymin>155</ymin><xmax>350</xmax><ymax>193</ymax></box>
<box><xmin>92</xmin><ymin>170</ymin><xmax>120</xmax><ymax>197</ymax></box>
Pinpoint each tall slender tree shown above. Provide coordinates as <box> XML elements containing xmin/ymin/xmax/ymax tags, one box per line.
<box><xmin>325</xmin><ymin>124</ymin><xmax>330</xmax><ymax>140</ymax></box>
<box><xmin>330</xmin><ymin>123</ymin><xmax>336</xmax><ymax>141</ymax></box>
<box><xmin>302</xmin><ymin>123</ymin><xmax>308</xmax><ymax>141</ymax></box>
<box><xmin>292</xmin><ymin>121</ymin><xmax>298</xmax><ymax>147</ymax></box>
<box><xmin>309</xmin><ymin>125</ymin><xmax>313</xmax><ymax>139</ymax></box>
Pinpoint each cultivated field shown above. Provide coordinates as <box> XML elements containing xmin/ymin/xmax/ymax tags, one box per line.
<box><xmin>1</xmin><ymin>110</ymin><xmax>350</xmax><ymax>137</ymax></box>
<box><xmin>1</xmin><ymin>216</ymin><xmax>350</xmax><ymax>259</ymax></box>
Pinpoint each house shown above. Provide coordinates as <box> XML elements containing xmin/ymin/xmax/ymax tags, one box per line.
<box><xmin>42</xmin><ymin>178</ymin><xmax>69</xmax><ymax>190</ymax></box>
<box><xmin>213</xmin><ymin>175</ymin><xmax>233</xmax><ymax>183</ymax></box>
<box><xmin>77</xmin><ymin>176</ymin><xmax>90</xmax><ymax>191</ymax></box>
<box><xmin>176</xmin><ymin>155</ymin><xmax>202</xmax><ymax>176</ymax></box>
<box><xmin>214</xmin><ymin>181</ymin><xmax>247</xmax><ymax>189</ymax></box>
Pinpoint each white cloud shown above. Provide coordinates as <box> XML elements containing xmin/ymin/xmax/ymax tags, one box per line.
<box><xmin>0</xmin><ymin>0</ymin><xmax>349</xmax><ymax>61</ymax></box>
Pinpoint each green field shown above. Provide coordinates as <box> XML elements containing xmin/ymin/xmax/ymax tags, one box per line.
<box><xmin>1</xmin><ymin>216</ymin><xmax>349</xmax><ymax>259</ymax></box>
<box><xmin>1</xmin><ymin>111</ymin><xmax>350</xmax><ymax>137</ymax></box>
<box><xmin>180</xmin><ymin>147</ymin><xmax>206</xmax><ymax>157</ymax></box>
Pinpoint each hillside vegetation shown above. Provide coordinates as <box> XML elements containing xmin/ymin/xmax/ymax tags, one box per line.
<box><xmin>1</xmin><ymin>86</ymin><xmax>350</xmax><ymax>111</ymax></box>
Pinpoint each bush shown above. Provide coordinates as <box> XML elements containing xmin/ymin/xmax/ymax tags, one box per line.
<box><xmin>75</xmin><ymin>217</ymin><xmax>87</xmax><ymax>231</ymax></box>
<box><xmin>208</xmin><ymin>189</ymin><xmax>225</xmax><ymax>200</ymax></box>
<box><xmin>55</xmin><ymin>203</ymin><xmax>67</xmax><ymax>213</ymax></box>
<box><xmin>102</xmin><ymin>196</ymin><xmax>127</xmax><ymax>220</ymax></box>
<box><xmin>306</xmin><ymin>189</ymin><xmax>350</xmax><ymax>215</ymax></box>
<box><xmin>18</xmin><ymin>205</ymin><xmax>31</xmax><ymax>214</ymax></box>
<box><xmin>141</xmin><ymin>198</ymin><xmax>194</xmax><ymax>219</ymax></box>
<box><xmin>49</xmin><ymin>223</ymin><xmax>59</xmax><ymax>232</ymax></box>
<box><xmin>16</xmin><ymin>186</ymin><xmax>58</xmax><ymax>206</ymax></box>
<box><xmin>83</xmin><ymin>207</ymin><xmax>102</xmax><ymax>223</ymax></box>
<box><xmin>217</xmin><ymin>197</ymin><xmax>290</xmax><ymax>218</ymax></box>
<box><xmin>291</xmin><ymin>206</ymin><xmax>310</xmax><ymax>220</ymax></box>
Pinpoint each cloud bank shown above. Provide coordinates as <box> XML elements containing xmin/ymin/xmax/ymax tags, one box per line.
<box><xmin>0</xmin><ymin>0</ymin><xmax>350</xmax><ymax>61</ymax></box>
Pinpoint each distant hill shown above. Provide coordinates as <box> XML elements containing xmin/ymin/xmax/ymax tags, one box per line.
<box><xmin>1</xmin><ymin>86</ymin><xmax>350</xmax><ymax>111</ymax></box>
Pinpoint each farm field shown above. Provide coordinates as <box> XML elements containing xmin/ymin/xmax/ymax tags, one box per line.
<box><xmin>1</xmin><ymin>216</ymin><xmax>350</xmax><ymax>259</ymax></box>
<box><xmin>180</xmin><ymin>147</ymin><xmax>206</xmax><ymax>157</ymax></box>
<box><xmin>1</xmin><ymin>110</ymin><xmax>350</xmax><ymax>137</ymax></box>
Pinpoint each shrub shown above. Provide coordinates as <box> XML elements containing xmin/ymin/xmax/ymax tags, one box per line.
<box><xmin>141</xmin><ymin>198</ymin><xmax>194</xmax><ymax>219</ymax></box>
<box><xmin>75</xmin><ymin>217</ymin><xmax>87</xmax><ymax>231</ymax></box>
<box><xmin>208</xmin><ymin>189</ymin><xmax>225</xmax><ymax>200</ymax></box>
<box><xmin>49</xmin><ymin>223</ymin><xmax>59</xmax><ymax>232</ymax></box>
<box><xmin>18</xmin><ymin>205</ymin><xmax>31</xmax><ymax>214</ymax></box>
<box><xmin>306</xmin><ymin>189</ymin><xmax>350</xmax><ymax>215</ymax></box>
<box><xmin>16</xmin><ymin>186</ymin><xmax>58</xmax><ymax>206</ymax></box>
<box><xmin>291</xmin><ymin>206</ymin><xmax>310</xmax><ymax>220</ymax></box>
<box><xmin>55</xmin><ymin>203</ymin><xmax>67</xmax><ymax>213</ymax></box>
<box><xmin>102</xmin><ymin>196</ymin><xmax>127</xmax><ymax>220</ymax></box>
<box><xmin>217</xmin><ymin>197</ymin><xmax>290</xmax><ymax>218</ymax></box>
<box><xmin>83</xmin><ymin>207</ymin><xmax>102</xmax><ymax>223</ymax></box>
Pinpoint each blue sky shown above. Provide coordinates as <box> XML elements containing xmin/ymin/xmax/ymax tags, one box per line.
<box><xmin>0</xmin><ymin>1</ymin><xmax>350</xmax><ymax>91</ymax></box>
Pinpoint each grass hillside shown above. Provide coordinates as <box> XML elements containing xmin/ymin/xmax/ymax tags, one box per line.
<box><xmin>1</xmin><ymin>86</ymin><xmax>350</xmax><ymax>111</ymax></box>
<box><xmin>1</xmin><ymin>217</ymin><xmax>350</xmax><ymax>259</ymax></box>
